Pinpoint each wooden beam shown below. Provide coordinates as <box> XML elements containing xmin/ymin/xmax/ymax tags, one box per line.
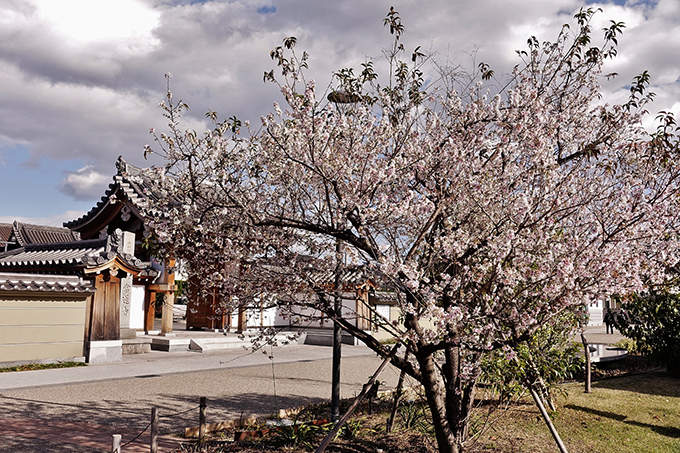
<box><xmin>145</xmin><ymin>290</ymin><xmax>156</xmax><ymax>332</ymax></box>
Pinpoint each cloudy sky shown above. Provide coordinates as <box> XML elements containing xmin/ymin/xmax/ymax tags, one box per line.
<box><xmin>1</xmin><ymin>0</ymin><xmax>678</xmax><ymax>226</ymax></box>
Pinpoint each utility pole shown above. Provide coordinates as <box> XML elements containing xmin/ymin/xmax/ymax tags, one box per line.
<box><xmin>331</xmin><ymin>240</ymin><xmax>344</xmax><ymax>421</ymax></box>
<box><xmin>326</xmin><ymin>91</ymin><xmax>356</xmax><ymax>422</ymax></box>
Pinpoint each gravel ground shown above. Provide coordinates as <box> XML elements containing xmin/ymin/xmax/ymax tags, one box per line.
<box><xmin>0</xmin><ymin>353</ymin><xmax>408</xmax><ymax>451</ymax></box>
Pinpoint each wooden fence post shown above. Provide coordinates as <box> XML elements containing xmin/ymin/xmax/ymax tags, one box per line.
<box><xmin>387</xmin><ymin>350</ymin><xmax>409</xmax><ymax>433</ymax></box>
<box><xmin>112</xmin><ymin>434</ymin><xmax>122</xmax><ymax>453</ymax></box>
<box><xmin>199</xmin><ymin>397</ymin><xmax>207</xmax><ymax>442</ymax></box>
<box><xmin>529</xmin><ymin>385</ymin><xmax>569</xmax><ymax>453</ymax></box>
<box><xmin>150</xmin><ymin>407</ymin><xmax>158</xmax><ymax>453</ymax></box>
<box><xmin>581</xmin><ymin>332</ymin><xmax>592</xmax><ymax>393</ymax></box>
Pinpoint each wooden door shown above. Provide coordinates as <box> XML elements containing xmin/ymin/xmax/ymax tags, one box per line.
<box><xmin>89</xmin><ymin>274</ymin><xmax>121</xmax><ymax>341</ymax></box>
<box><xmin>186</xmin><ymin>278</ymin><xmax>228</xmax><ymax>330</ymax></box>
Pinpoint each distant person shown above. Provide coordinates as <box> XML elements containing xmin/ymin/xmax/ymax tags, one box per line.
<box><xmin>603</xmin><ymin>310</ymin><xmax>614</xmax><ymax>334</ymax></box>
<box><xmin>617</xmin><ymin>309</ymin><xmax>631</xmax><ymax>326</ymax></box>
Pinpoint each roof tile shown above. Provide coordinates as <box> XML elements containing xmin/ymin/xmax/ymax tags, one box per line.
<box><xmin>0</xmin><ymin>273</ymin><xmax>95</xmax><ymax>293</ymax></box>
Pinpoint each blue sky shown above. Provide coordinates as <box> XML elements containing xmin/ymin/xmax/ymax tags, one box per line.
<box><xmin>1</xmin><ymin>0</ymin><xmax>679</xmax><ymax>226</ymax></box>
<box><xmin>1</xmin><ymin>146</ymin><xmax>96</xmax><ymax>221</ymax></box>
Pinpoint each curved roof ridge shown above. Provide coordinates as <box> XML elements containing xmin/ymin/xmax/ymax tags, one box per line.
<box><xmin>63</xmin><ymin>156</ymin><xmax>150</xmax><ymax>229</ymax></box>
<box><xmin>24</xmin><ymin>238</ymin><xmax>107</xmax><ymax>252</ymax></box>
<box><xmin>12</xmin><ymin>221</ymin><xmax>26</xmax><ymax>246</ymax></box>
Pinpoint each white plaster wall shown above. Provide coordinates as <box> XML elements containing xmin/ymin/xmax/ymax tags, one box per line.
<box><xmin>129</xmin><ymin>285</ymin><xmax>146</xmax><ymax>329</ymax></box>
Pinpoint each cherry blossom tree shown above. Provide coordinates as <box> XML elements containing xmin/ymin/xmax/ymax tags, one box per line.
<box><xmin>142</xmin><ymin>8</ymin><xmax>680</xmax><ymax>453</ymax></box>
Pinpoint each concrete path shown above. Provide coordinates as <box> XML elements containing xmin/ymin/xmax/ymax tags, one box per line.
<box><xmin>0</xmin><ymin>417</ymin><xmax>183</xmax><ymax>452</ymax></box>
<box><xmin>0</xmin><ymin>343</ymin><xmax>379</xmax><ymax>391</ymax></box>
<box><xmin>574</xmin><ymin>324</ymin><xmax>624</xmax><ymax>345</ymax></box>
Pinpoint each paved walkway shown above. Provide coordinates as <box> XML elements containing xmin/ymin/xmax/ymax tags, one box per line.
<box><xmin>0</xmin><ymin>341</ymin><xmax>376</xmax><ymax>391</ymax></box>
<box><xmin>573</xmin><ymin>323</ymin><xmax>624</xmax><ymax>345</ymax></box>
<box><xmin>0</xmin><ymin>417</ymin><xmax>182</xmax><ymax>452</ymax></box>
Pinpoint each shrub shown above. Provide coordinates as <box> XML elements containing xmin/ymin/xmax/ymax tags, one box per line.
<box><xmin>614</xmin><ymin>291</ymin><xmax>680</xmax><ymax>377</ymax></box>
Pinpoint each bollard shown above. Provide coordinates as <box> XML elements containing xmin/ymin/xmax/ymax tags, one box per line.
<box><xmin>150</xmin><ymin>407</ymin><xmax>158</xmax><ymax>453</ymax></box>
<box><xmin>199</xmin><ymin>397</ymin><xmax>207</xmax><ymax>443</ymax></box>
<box><xmin>112</xmin><ymin>434</ymin><xmax>122</xmax><ymax>453</ymax></box>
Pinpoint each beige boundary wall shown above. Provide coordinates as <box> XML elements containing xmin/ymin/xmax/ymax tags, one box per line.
<box><xmin>0</xmin><ymin>294</ymin><xmax>88</xmax><ymax>366</ymax></box>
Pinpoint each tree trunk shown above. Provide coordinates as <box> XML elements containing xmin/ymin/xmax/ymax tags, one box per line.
<box><xmin>416</xmin><ymin>348</ymin><xmax>471</xmax><ymax>453</ymax></box>
<box><xmin>331</xmin><ymin>240</ymin><xmax>344</xmax><ymax>421</ymax></box>
<box><xmin>419</xmin><ymin>355</ymin><xmax>456</xmax><ymax>452</ymax></box>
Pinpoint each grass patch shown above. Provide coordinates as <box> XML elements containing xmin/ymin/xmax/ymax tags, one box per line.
<box><xmin>0</xmin><ymin>361</ymin><xmax>87</xmax><ymax>373</ymax></box>
<box><xmin>470</xmin><ymin>370</ymin><xmax>680</xmax><ymax>452</ymax></box>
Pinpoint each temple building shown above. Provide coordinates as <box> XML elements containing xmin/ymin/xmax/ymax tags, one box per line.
<box><xmin>0</xmin><ymin>157</ymin><xmax>172</xmax><ymax>366</ymax></box>
<box><xmin>0</xmin><ymin>156</ymin><xmax>446</xmax><ymax>366</ymax></box>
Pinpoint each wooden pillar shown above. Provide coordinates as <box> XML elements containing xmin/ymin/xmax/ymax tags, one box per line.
<box><xmin>236</xmin><ymin>306</ymin><xmax>247</xmax><ymax>333</ymax></box>
<box><xmin>83</xmin><ymin>293</ymin><xmax>94</xmax><ymax>356</ymax></box>
<box><xmin>161</xmin><ymin>291</ymin><xmax>174</xmax><ymax>334</ymax></box>
<box><xmin>150</xmin><ymin>407</ymin><xmax>159</xmax><ymax>453</ymax></box>
<box><xmin>144</xmin><ymin>290</ymin><xmax>156</xmax><ymax>333</ymax></box>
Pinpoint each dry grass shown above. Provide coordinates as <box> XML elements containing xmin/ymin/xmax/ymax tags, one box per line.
<box><xmin>172</xmin><ymin>363</ymin><xmax>680</xmax><ymax>453</ymax></box>
<box><xmin>0</xmin><ymin>361</ymin><xmax>87</xmax><ymax>373</ymax></box>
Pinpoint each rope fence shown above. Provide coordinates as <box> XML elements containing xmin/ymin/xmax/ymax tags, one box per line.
<box><xmin>109</xmin><ymin>400</ymin><xmax>204</xmax><ymax>453</ymax></box>
<box><xmin>108</xmin><ymin>323</ymin><xmax>308</xmax><ymax>452</ymax></box>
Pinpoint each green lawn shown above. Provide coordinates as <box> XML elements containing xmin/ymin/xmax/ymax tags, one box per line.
<box><xmin>472</xmin><ymin>371</ymin><xmax>680</xmax><ymax>452</ymax></box>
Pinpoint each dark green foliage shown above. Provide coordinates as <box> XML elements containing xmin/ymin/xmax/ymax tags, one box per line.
<box><xmin>480</xmin><ymin>311</ymin><xmax>584</xmax><ymax>400</ymax></box>
<box><xmin>614</xmin><ymin>291</ymin><xmax>680</xmax><ymax>377</ymax></box>
<box><xmin>398</xmin><ymin>399</ymin><xmax>433</xmax><ymax>435</ymax></box>
<box><xmin>271</xmin><ymin>421</ymin><xmax>324</xmax><ymax>450</ymax></box>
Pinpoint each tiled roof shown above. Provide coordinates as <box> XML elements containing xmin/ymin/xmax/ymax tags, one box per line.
<box><xmin>0</xmin><ymin>239</ymin><xmax>106</xmax><ymax>271</ymax></box>
<box><xmin>0</xmin><ymin>272</ymin><xmax>96</xmax><ymax>293</ymax></box>
<box><xmin>12</xmin><ymin>221</ymin><xmax>80</xmax><ymax>246</ymax></box>
<box><xmin>309</xmin><ymin>266</ymin><xmax>374</xmax><ymax>287</ymax></box>
<box><xmin>369</xmin><ymin>291</ymin><xmax>400</xmax><ymax>305</ymax></box>
<box><xmin>0</xmin><ymin>230</ymin><xmax>159</xmax><ymax>278</ymax></box>
<box><xmin>0</xmin><ymin>223</ymin><xmax>12</xmax><ymax>246</ymax></box>
<box><xmin>64</xmin><ymin>156</ymin><xmax>153</xmax><ymax>229</ymax></box>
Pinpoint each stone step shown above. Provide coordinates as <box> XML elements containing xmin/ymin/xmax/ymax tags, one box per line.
<box><xmin>303</xmin><ymin>331</ymin><xmax>360</xmax><ymax>346</ymax></box>
<box><xmin>150</xmin><ymin>337</ymin><xmax>192</xmax><ymax>352</ymax></box>
<box><xmin>189</xmin><ymin>333</ymin><xmax>301</xmax><ymax>352</ymax></box>
<box><xmin>121</xmin><ymin>338</ymin><xmax>151</xmax><ymax>355</ymax></box>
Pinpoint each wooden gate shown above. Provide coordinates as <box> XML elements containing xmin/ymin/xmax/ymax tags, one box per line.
<box><xmin>85</xmin><ymin>273</ymin><xmax>121</xmax><ymax>342</ymax></box>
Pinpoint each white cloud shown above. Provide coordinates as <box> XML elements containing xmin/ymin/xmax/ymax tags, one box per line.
<box><xmin>0</xmin><ymin>210</ymin><xmax>87</xmax><ymax>227</ymax></box>
<box><xmin>0</xmin><ymin>0</ymin><xmax>680</xmax><ymax>220</ymax></box>
<box><xmin>59</xmin><ymin>166</ymin><xmax>110</xmax><ymax>201</ymax></box>
<box><xmin>31</xmin><ymin>0</ymin><xmax>161</xmax><ymax>52</ymax></box>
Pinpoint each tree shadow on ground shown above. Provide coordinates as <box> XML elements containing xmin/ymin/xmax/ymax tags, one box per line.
<box><xmin>592</xmin><ymin>370</ymin><xmax>680</xmax><ymax>398</ymax></box>
<box><xmin>565</xmin><ymin>404</ymin><xmax>680</xmax><ymax>439</ymax></box>
<box><xmin>0</xmin><ymin>389</ymin><xmax>330</xmax><ymax>438</ymax></box>
<box><xmin>0</xmin><ymin>394</ymin><xmax>156</xmax><ymax>428</ymax></box>
<box><xmin>0</xmin><ymin>436</ymin><xmax>100</xmax><ymax>453</ymax></box>
<box><xmin>161</xmin><ymin>392</ymin><xmax>329</xmax><ymax>429</ymax></box>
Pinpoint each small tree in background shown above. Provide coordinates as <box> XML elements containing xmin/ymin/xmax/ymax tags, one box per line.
<box><xmin>480</xmin><ymin>310</ymin><xmax>584</xmax><ymax>406</ymax></box>
<box><xmin>142</xmin><ymin>8</ymin><xmax>680</xmax><ymax>453</ymax></box>
<box><xmin>615</xmin><ymin>290</ymin><xmax>680</xmax><ymax>377</ymax></box>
